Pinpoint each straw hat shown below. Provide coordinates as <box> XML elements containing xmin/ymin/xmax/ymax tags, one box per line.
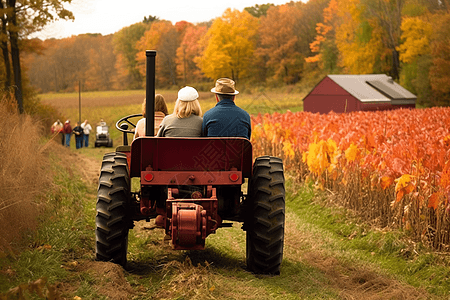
<box><xmin>178</xmin><ymin>86</ymin><xmax>199</xmax><ymax>102</ymax></box>
<box><xmin>211</xmin><ymin>78</ymin><xmax>239</xmax><ymax>95</ymax></box>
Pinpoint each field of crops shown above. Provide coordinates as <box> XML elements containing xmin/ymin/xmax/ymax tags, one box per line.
<box><xmin>251</xmin><ymin>107</ymin><xmax>450</xmax><ymax>251</ymax></box>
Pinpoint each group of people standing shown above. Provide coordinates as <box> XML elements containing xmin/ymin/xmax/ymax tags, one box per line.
<box><xmin>51</xmin><ymin>119</ymin><xmax>92</xmax><ymax>149</ymax></box>
<box><xmin>134</xmin><ymin>77</ymin><xmax>251</xmax><ymax>140</ymax></box>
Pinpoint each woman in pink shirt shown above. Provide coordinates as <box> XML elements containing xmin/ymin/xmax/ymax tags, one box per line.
<box><xmin>134</xmin><ymin>94</ymin><xmax>168</xmax><ymax>138</ymax></box>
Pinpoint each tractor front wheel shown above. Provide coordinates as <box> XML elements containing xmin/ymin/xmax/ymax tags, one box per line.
<box><xmin>95</xmin><ymin>152</ymin><xmax>131</xmax><ymax>267</ymax></box>
<box><xmin>246</xmin><ymin>156</ymin><xmax>285</xmax><ymax>275</ymax></box>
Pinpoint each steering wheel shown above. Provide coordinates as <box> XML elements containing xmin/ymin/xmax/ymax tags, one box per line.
<box><xmin>115</xmin><ymin>114</ymin><xmax>142</xmax><ymax>134</ymax></box>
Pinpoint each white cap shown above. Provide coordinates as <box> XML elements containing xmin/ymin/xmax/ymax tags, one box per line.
<box><xmin>178</xmin><ymin>86</ymin><xmax>199</xmax><ymax>102</ymax></box>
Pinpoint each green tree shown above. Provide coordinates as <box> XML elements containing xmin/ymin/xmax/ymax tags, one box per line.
<box><xmin>0</xmin><ymin>0</ymin><xmax>73</xmax><ymax>113</ymax></box>
<box><xmin>198</xmin><ymin>8</ymin><xmax>258</xmax><ymax>83</ymax></box>
<box><xmin>143</xmin><ymin>15</ymin><xmax>159</xmax><ymax>24</ymax></box>
<box><xmin>244</xmin><ymin>3</ymin><xmax>274</xmax><ymax>17</ymax></box>
<box><xmin>361</xmin><ymin>0</ymin><xmax>404</xmax><ymax>80</ymax></box>
<box><xmin>113</xmin><ymin>22</ymin><xmax>149</xmax><ymax>89</ymax></box>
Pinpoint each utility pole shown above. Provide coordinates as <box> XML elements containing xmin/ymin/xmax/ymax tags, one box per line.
<box><xmin>78</xmin><ymin>81</ymin><xmax>81</xmax><ymax>123</ymax></box>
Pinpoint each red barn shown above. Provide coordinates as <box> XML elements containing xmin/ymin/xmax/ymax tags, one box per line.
<box><xmin>303</xmin><ymin>74</ymin><xmax>416</xmax><ymax>114</ymax></box>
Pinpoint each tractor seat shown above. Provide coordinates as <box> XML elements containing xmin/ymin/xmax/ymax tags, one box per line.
<box><xmin>129</xmin><ymin>137</ymin><xmax>253</xmax><ymax>178</ymax></box>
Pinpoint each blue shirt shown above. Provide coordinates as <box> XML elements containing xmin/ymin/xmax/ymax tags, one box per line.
<box><xmin>202</xmin><ymin>99</ymin><xmax>251</xmax><ymax>140</ymax></box>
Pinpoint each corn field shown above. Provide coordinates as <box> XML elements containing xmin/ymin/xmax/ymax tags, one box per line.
<box><xmin>251</xmin><ymin>107</ymin><xmax>450</xmax><ymax>251</ymax></box>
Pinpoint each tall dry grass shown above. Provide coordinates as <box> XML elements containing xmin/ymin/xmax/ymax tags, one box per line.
<box><xmin>0</xmin><ymin>95</ymin><xmax>53</xmax><ymax>251</ymax></box>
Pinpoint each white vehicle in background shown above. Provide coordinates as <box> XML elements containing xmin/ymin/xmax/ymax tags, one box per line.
<box><xmin>94</xmin><ymin>124</ymin><xmax>113</xmax><ymax>148</ymax></box>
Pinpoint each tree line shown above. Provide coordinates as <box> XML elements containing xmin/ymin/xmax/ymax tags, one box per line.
<box><xmin>18</xmin><ymin>0</ymin><xmax>450</xmax><ymax>107</ymax></box>
<box><xmin>0</xmin><ymin>0</ymin><xmax>73</xmax><ymax>113</ymax></box>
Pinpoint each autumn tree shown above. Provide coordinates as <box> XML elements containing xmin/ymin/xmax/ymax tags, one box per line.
<box><xmin>396</xmin><ymin>13</ymin><xmax>432</xmax><ymax>102</ymax></box>
<box><xmin>136</xmin><ymin>20</ymin><xmax>179</xmax><ymax>87</ymax></box>
<box><xmin>360</xmin><ymin>0</ymin><xmax>404</xmax><ymax>80</ymax></box>
<box><xmin>26</xmin><ymin>34</ymin><xmax>116</xmax><ymax>93</ymax></box>
<box><xmin>198</xmin><ymin>8</ymin><xmax>258</xmax><ymax>83</ymax></box>
<box><xmin>334</xmin><ymin>0</ymin><xmax>387</xmax><ymax>75</ymax></box>
<box><xmin>296</xmin><ymin>0</ymin><xmax>331</xmax><ymax>57</ymax></box>
<box><xmin>396</xmin><ymin>0</ymin><xmax>449</xmax><ymax>106</ymax></box>
<box><xmin>429</xmin><ymin>12</ymin><xmax>450</xmax><ymax>106</ymax></box>
<box><xmin>0</xmin><ymin>0</ymin><xmax>73</xmax><ymax>113</ymax></box>
<box><xmin>305</xmin><ymin>0</ymin><xmax>340</xmax><ymax>73</ymax></box>
<box><xmin>84</xmin><ymin>35</ymin><xmax>116</xmax><ymax>91</ymax></box>
<box><xmin>113</xmin><ymin>22</ymin><xmax>149</xmax><ymax>89</ymax></box>
<box><xmin>256</xmin><ymin>4</ymin><xmax>304</xmax><ymax>84</ymax></box>
<box><xmin>176</xmin><ymin>24</ymin><xmax>207</xmax><ymax>85</ymax></box>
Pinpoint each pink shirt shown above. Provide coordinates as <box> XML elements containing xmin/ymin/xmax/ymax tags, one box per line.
<box><xmin>134</xmin><ymin>111</ymin><xmax>166</xmax><ymax>138</ymax></box>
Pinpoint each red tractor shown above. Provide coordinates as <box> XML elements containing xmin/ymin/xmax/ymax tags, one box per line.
<box><xmin>95</xmin><ymin>51</ymin><xmax>285</xmax><ymax>274</ymax></box>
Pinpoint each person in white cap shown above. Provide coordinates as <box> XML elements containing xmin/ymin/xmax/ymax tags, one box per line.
<box><xmin>156</xmin><ymin>86</ymin><xmax>203</xmax><ymax>137</ymax></box>
<box><xmin>202</xmin><ymin>78</ymin><xmax>251</xmax><ymax>140</ymax></box>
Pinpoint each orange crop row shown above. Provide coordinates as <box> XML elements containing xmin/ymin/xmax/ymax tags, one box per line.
<box><xmin>250</xmin><ymin>107</ymin><xmax>450</xmax><ymax>248</ymax></box>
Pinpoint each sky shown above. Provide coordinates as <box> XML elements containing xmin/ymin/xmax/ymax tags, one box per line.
<box><xmin>31</xmin><ymin>0</ymin><xmax>297</xmax><ymax>40</ymax></box>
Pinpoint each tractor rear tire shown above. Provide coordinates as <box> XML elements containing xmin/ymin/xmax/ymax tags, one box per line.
<box><xmin>95</xmin><ymin>152</ymin><xmax>131</xmax><ymax>267</ymax></box>
<box><xmin>246</xmin><ymin>156</ymin><xmax>285</xmax><ymax>275</ymax></box>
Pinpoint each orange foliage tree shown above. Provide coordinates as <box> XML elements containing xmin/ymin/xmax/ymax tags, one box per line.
<box><xmin>429</xmin><ymin>13</ymin><xmax>450</xmax><ymax>106</ymax></box>
<box><xmin>305</xmin><ymin>0</ymin><xmax>340</xmax><ymax>73</ymax></box>
<box><xmin>136</xmin><ymin>20</ymin><xmax>179</xmax><ymax>87</ymax></box>
<box><xmin>84</xmin><ymin>35</ymin><xmax>116</xmax><ymax>91</ymax></box>
<box><xmin>256</xmin><ymin>4</ymin><xmax>304</xmax><ymax>84</ymax></box>
<box><xmin>176</xmin><ymin>24</ymin><xmax>207</xmax><ymax>86</ymax></box>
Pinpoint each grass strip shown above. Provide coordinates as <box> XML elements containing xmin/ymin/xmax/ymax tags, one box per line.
<box><xmin>0</xmin><ymin>151</ymin><xmax>98</xmax><ymax>298</ymax></box>
<box><xmin>286</xmin><ymin>180</ymin><xmax>450</xmax><ymax>296</ymax></box>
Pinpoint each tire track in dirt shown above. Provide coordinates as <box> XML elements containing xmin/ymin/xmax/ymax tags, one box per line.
<box><xmin>61</xmin><ymin>150</ymin><xmax>140</xmax><ymax>300</ymax></box>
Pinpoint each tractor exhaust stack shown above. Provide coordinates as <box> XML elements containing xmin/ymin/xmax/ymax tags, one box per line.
<box><xmin>145</xmin><ymin>50</ymin><xmax>156</xmax><ymax>136</ymax></box>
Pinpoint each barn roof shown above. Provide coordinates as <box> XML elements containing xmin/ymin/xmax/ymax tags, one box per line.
<box><xmin>327</xmin><ymin>74</ymin><xmax>416</xmax><ymax>104</ymax></box>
